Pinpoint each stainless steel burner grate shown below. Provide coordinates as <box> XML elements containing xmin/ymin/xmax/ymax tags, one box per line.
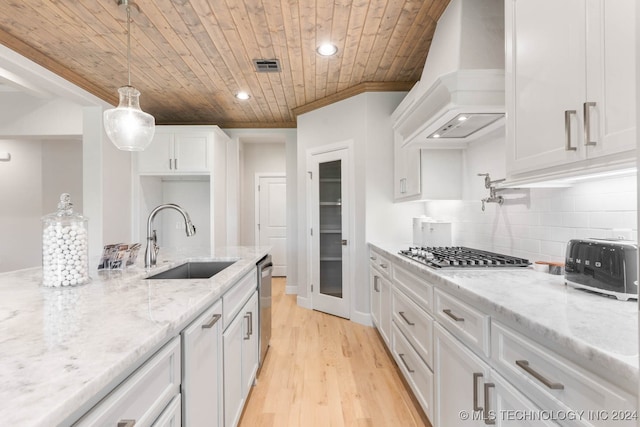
<box><xmin>398</xmin><ymin>246</ymin><xmax>530</xmax><ymax>269</ymax></box>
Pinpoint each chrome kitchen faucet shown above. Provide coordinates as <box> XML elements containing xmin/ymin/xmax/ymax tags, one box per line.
<box><xmin>144</xmin><ymin>203</ymin><xmax>196</xmax><ymax>268</ymax></box>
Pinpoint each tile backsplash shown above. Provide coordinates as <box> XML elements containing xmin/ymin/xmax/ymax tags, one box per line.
<box><xmin>424</xmin><ymin>174</ymin><xmax>638</xmax><ymax>263</ymax></box>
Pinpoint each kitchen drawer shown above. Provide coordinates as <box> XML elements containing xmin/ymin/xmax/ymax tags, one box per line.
<box><xmin>75</xmin><ymin>337</ymin><xmax>181</xmax><ymax>427</ymax></box>
<box><xmin>491</xmin><ymin>321</ymin><xmax>636</xmax><ymax>427</ymax></box>
<box><xmin>223</xmin><ymin>269</ymin><xmax>256</xmax><ymax>329</ymax></box>
<box><xmin>369</xmin><ymin>248</ymin><xmax>391</xmax><ymax>279</ymax></box>
<box><xmin>392</xmin><ymin>262</ymin><xmax>433</xmax><ymax>314</ymax></box>
<box><xmin>391</xmin><ymin>323</ymin><xmax>434</xmax><ymax>421</ymax></box>
<box><xmin>434</xmin><ymin>288</ymin><xmax>490</xmax><ymax>357</ymax></box>
<box><xmin>152</xmin><ymin>394</ymin><xmax>182</xmax><ymax>427</ymax></box>
<box><xmin>392</xmin><ymin>287</ymin><xmax>434</xmax><ymax>369</ymax></box>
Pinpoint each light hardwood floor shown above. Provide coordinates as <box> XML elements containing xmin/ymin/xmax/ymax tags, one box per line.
<box><xmin>239</xmin><ymin>277</ymin><xmax>431</xmax><ymax>427</ymax></box>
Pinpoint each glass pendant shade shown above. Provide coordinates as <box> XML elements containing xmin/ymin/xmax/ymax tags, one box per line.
<box><xmin>104</xmin><ymin>86</ymin><xmax>155</xmax><ymax>151</ymax></box>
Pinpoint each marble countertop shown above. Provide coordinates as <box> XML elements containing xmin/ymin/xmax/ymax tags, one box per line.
<box><xmin>370</xmin><ymin>242</ymin><xmax>639</xmax><ymax>394</ymax></box>
<box><xmin>0</xmin><ymin>246</ymin><xmax>269</xmax><ymax>427</ymax></box>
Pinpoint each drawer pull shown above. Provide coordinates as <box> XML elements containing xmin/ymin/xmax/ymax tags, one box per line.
<box><xmin>370</xmin><ymin>255</ymin><xmax>377</xmax><ymax>261</ymax></box>
<box><xmin>584</xmin><ymin>101</ymin><xmax>597</xmax><ymax>146</ymax></box>
<box><xmin>472</xmin><ymin>372</ymin><xmax>483</xmax><ymax>412</ymax></box>
<box><xmin>244</xmin><ymin>314</ymin><xmax>251</xmax><ymax>340</ymax></box>
<box><xmin>398</xmin><ymin>311</ymin><xmax>415</xmax><ymax>326</ymax></box>
<box><xmin>380</xmin><ymin>263</ymin><xmax>388</xmax><ymax>269</ymax></box>
<box><xmin>564</xmin><ymin>109</ymin><xmax>577</xmax><ymax>151</ymax></box>
<box><xmin>118</xmin><ymin>421</ymin><xmax>136</xmax><ymax>427</ymax></box>
<box><xmin>398</xmin><ymin>353</ymin><xmax>415</xmax><ymax>373</ymax></box>
<box><xmin>515</xmin><ymin>360</ymin><xmax>564</xmax><ymax>390</ymax></box>
<box><xmin>443</xmin><ymin>308</ymin><xmax>464</xmax><ymax>322</ymax></box>
<box><xmin>483</xmin><ymin>383</ymin><xmax>496</xmax><ymax>425</ymax></box>
<box><xmin>201</xmin><ymin>313</ymin><xmax>221</xmax><ymax>329</ymax></box>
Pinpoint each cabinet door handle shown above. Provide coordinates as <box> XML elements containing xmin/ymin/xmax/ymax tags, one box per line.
<box><xmin>564</xmin><ymin>110</ymin><xmax>577</xmax><ymax>151</ymax></box>
<box><xmin>169</xmin><ymin>158</ymin><xmax>173</xmax><ymax>170</ymax></box>
<box><xmin>118</xmin><ymin>420</ymin><xmax>136</xmax><ymax>427</ymax></box>
<box><xmin>244</xmin><ymin>314</ymin><xmax>251</xmax><ymax>340</ymax></box>
<box><xmin>483</xmin><ymin>382</ymin><xmax>496</xmax><ymax>425</ymax></box>
<box><xmin>202</xmin><ymin>313</ymin><xmax>221</xmax><ymax>329</ymax></box>
<box><xmin>515</xmin><ymin>360</ymin><xmax>564</xmax><ymax>390</ymax></box>
<box><xmin>373</xmin><ymin>276</ymin><xmax>380</xmax><ymax>292</ymax></box>
<box><xmin>398</xmin><ymin>353</ymin><xmax>415</xmax><ymax>373</ymax></box>
<box><xmin>442</xmin><ymin>308</ymin><xmax>464</xmax><ymax>322</ymax></box>
<box><xmin>248</xmin><ymin>311</ymin><xmax>253</xmax><ymax>336</ymax></box>
<box><xmin>174</xmin><ymin>158</ymin><xmax>178</xmax><ymax>169</ymax></box>
<box><xmin>584</xmin><ymin>101</ymin><xmax>597</xmax><ymax>146</ymax></box>
<box><xmin>472</xmin><ymin>372</ymin><xmax>483</xmax><ymax>412</ymax></box>
<box><xmin>398</xmin><ymin>311</ymin><xmax>415</xmax><ymax>326</ymax></box>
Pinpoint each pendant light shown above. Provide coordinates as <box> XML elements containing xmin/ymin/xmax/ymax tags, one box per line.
<box><xmin>103</xmin><ymin>0</ymin><xmax>155</xmax><ymax>151</ymax></box>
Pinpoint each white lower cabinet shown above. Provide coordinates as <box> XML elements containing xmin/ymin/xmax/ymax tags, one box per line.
<box><xmin>153</xmin><ymin>394</ymin><xmax>182</xmax><ymax>427</ymax></box>
<box><xmin>491</xmin><ymin>321</ymin><xmax>636</xmax><ymax>427</ymax></box>
<box><xmin>434</xmin><ymin>324</ymin><xmax>556</xmax><ymax>427</ymax></box>
<box><xmin>241</xmin><ymin>291</ymin><xmax>260</xmax><ymax>396</ymax></box>
<box><xmin>74</xmin><ymin>337</ymin><xmax>181</xmax><ymax>427</ymax></box>
<box><xmin>224</xmin><ymin>289</ymin><xmax>259</xmax><ymax>427</ymax></box>
<box><xmin>434</xmin><ymin>323</ymin><xmax>490</xmax><ymax>427</ymax></box>
<box><xmin>182</xmin><ymin>300</ymin><xmax>223</xmax><ymax>427</ymax></box>
<box><xmin>392</xmin><ymin>323</ymin><xmax>434</xmax><ymax>420</ymax></box>
<box><xmin>371</xmin><ymin>269</ymin><xmax>392</xmax><ymax>345</ymax></box>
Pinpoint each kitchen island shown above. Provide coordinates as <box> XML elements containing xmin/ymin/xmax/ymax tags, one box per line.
<box><xmin>0</xmin><ymin>246</ymin><xmax>269</xmax><ymax>426</ymax></box>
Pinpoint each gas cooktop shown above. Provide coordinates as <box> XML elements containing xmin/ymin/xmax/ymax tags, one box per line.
<box><xmin>399</xmin><ymin>246</ymin><xmax>530</xmax><ymax>269</ymax></box>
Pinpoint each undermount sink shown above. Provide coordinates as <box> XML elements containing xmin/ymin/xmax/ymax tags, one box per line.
<box><xmin>146</xmin><ymin>261</ymin><xmax>236</xmax><ymax>280</ymax></box>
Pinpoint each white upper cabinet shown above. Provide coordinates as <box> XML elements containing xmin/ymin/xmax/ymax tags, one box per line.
<box><xmin>393</xmin><ymin>132</ymin><xmax>422</xmax><ymax>201</ymax></box>
<box><xmin>138</xmin><ymin>127</ymin><xmax>211</xmax><ymax>174</ymax></box>
<box><xmin>506</xmin><ymin>0</ymin><xmax>636</xmax><ymax>181</ymax></box>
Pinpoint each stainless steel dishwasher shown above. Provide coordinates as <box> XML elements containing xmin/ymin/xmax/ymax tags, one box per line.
<box><xmin>257</xmin><ymin>254</ymin><xmax>272</xmax><ymax>375</ymax></box>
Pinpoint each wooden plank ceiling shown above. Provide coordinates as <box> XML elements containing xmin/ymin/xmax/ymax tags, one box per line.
<box><xmin>0</xmin><ymin>0</ymin><xmax>449</xmax><ymax>128</ymax></box>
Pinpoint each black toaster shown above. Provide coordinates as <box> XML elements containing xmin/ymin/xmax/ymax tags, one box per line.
<box><xmin>565</xmin><ymin>239</ymin><xmax>638</xmax><ymax>300</ymax></box>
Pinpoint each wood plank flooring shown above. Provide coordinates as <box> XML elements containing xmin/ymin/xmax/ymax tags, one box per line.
<box><xmin>239</xmin><ymin>278</ymin><xmax>431</xmax><ymax>427</ymax></box>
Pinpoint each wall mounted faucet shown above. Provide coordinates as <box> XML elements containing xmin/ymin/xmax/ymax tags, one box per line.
<box><xmin>145</xmin><ymin>203</ymin><xmax>196</xmax><ymax>268</ymax></box>
<box><xmin>478</xmin><ymin>173</ymin><xmax>505</xmax><ymax>211</ymax></box>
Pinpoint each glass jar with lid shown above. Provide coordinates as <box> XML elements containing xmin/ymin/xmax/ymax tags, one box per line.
<box><xmin>41</xmin><ymin>193</ymin><xmax>90</xmax><ymax>287</ymax></box>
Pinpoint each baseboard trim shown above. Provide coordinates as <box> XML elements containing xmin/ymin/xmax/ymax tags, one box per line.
<box><xmin>350</xmin><ymin>310</ymin><xmax>373</xmax><ymax>327</ymax></box>
<box><xmin>296</xmin><ymin>295</ymin><xmax>312</xmax><ymax>309</ymax></box>
<box><xmin>285</xmin><ymin>285</ymin><xmax>297</xmax><ymax>295</ymax></box>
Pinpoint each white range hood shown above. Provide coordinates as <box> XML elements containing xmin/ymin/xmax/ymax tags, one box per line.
<box><xmin>392</xmin><ymin>0</ymin><xmax>505</xmax><ymax>149</ymax></box>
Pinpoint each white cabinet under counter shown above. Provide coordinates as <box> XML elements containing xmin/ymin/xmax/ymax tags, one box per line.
<box><xmin>367</xmin><ymin>242</ymin><xmax>638</xmax><ymax>427</ymax></box>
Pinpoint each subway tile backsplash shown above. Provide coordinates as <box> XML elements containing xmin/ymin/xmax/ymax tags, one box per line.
<box><xmin>424</xmin><ymin>175</ymin><xmax>638</xmax><ymax>263</ymax></box>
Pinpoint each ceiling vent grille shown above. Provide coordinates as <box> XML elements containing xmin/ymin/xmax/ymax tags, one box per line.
<box><xmin>253</xmin><ymin>59</ymin><xmax>281</xmax><ymax>73</ymax></box>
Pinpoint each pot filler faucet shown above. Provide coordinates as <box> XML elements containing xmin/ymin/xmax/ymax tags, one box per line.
<box><xmin>145</xmin><ymin>203</ymin><xmax>196</xmax><ymax>268</ymax></box>
<box><xmin>478</xmin><ymin>173</ymin><xmax>505</xmax><ymax>211</ymax></box>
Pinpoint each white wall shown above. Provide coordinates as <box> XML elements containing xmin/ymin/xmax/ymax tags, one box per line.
<box><xmin>297</xmin><ymin>92</ymin><xmax>423</xmax><ymax>324</ymax></box>
<box><xmin>239</xmin><ymin>142</ymin><xmax>286</xmax><ymax>245</ymax></box>
<box><xmin>424</xmin><ymin>130</ymin><xmax>638</xmax><ymax>262</ymax></box>
<box><xmin>0</xmin><ymin>138</ymin><xmax>83</xmax><ymax>272</ymax></box>
<box><xmin>224</xmin><ymin>128</ymin><xmax>298</xmax><ymax>292</ymax></box>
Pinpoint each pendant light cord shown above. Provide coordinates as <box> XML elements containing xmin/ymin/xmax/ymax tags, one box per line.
<box><xmin>126</xmin><ymin>4</ymin><xmax>131</xmax><ymax>87</ymax></box>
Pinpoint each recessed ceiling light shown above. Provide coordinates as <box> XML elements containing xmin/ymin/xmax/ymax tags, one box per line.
<box><xmin>235</xmin><ymin>91</ymin><xmax>250</xmax><ymax>100</ymax></box>
<box><xmin>316</xmin><ymin>43</ymin><xmax>338</xmax><ymax>56</ymax></box>
<box><xmin>457</xmin><ymin>115</ymin><xmax>468</xmax><ymax>121</ymax></box>
<box><xmin>432</xmin><ymin>134</ymin><xmax>441</xmax><ymax>138</ymax></box>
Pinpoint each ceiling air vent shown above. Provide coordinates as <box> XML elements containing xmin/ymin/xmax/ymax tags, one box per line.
<box><xmin>253</xmin><ymin>59</ymin><xmax>281</xmax><ymax>73</ymax></box>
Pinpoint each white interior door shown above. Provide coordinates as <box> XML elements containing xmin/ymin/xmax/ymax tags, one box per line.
<box><xmin>308</xmin><ymin>148</ymin><xmax>350</xmax><ymax>319</ymax></box>
<box><xmin>257</xmin><ymin>175</ymin><xmax>287</xmax><ymax>276</ymax></box>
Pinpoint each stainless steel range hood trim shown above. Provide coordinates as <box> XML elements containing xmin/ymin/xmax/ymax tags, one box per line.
<box><xmin>392</xmin><ymin>69</ymin><xmax>505</xmax><ymax>149</ymax></box>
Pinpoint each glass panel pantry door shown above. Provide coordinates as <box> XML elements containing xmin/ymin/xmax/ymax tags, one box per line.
<box><xmin>308</xmin><ymin>147</ymin><xmax>350</xmax><ymax>319</ymax></box>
